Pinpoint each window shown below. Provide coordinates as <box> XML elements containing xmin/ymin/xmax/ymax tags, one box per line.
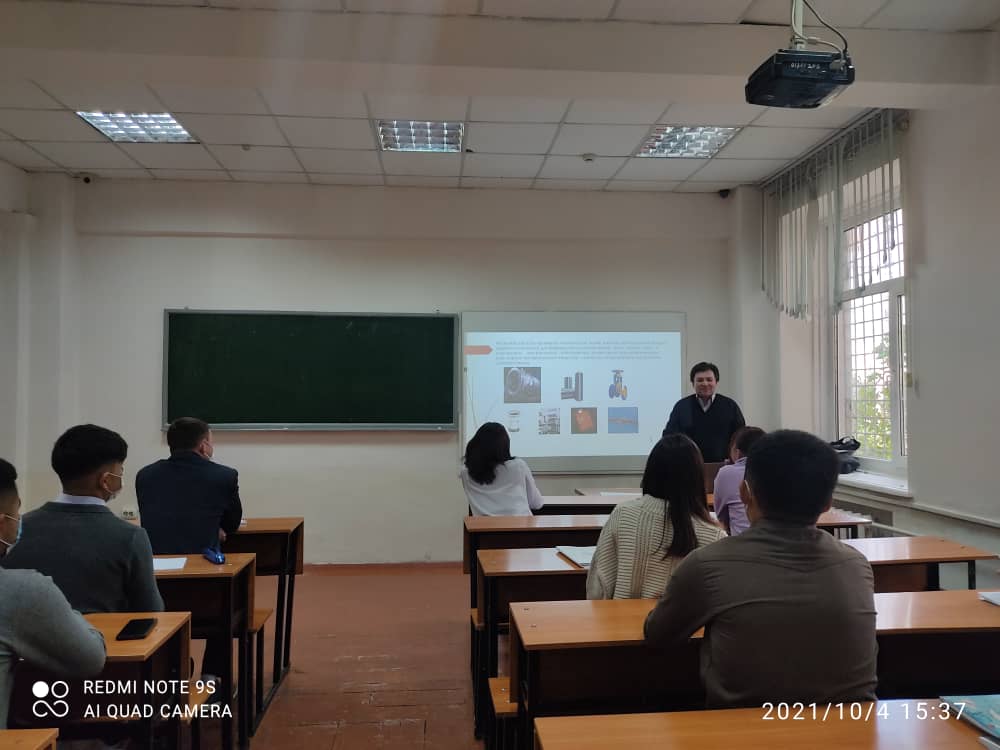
<box><xmin>838</xmin><ymin>208</ymin><xmax>908</xmax><ymax>473</ymax></box>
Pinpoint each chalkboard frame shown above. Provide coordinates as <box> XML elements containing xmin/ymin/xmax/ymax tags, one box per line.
<box><xmin>162</xmin><ymin>309</ymin><xmax>459</xmax><ymax>431</ymax></box>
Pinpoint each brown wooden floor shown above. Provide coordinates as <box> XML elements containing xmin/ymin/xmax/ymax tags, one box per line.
<box><xmin>249</xmin><ymin>563</ymin><xmax>481</xmax><ymax>750</ymax></box>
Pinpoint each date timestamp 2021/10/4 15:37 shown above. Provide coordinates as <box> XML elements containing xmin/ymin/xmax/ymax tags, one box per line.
<box><xmin>761</xmin><ymin>702</ymin><xmax>967</xmax><ymax>722</ymax></box>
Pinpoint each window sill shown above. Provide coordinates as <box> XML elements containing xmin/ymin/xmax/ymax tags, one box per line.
<box><xmin>837</xmin><ymin>471</ymin><xmax>912</xmax><ymax>499</ymax></box>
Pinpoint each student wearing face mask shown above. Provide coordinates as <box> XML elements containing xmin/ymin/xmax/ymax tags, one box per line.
<box><xmin>0</xmin><ymin>458</ymin><xmax>107</xmax><ymax>727</ymax></box>
<box><xmin>1</xmin><ymin>425</ymin><xmax>164</xmax><ymax>614</ymax></box>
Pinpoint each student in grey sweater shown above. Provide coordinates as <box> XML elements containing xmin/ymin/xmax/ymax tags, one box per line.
<box><xmin>0</xmin><ymin>458</ymin><xmax>106</xmax><ymax>728</ymax></box>
<box><xmin>2</xmin><ymin>425</ymin><xmax>164</xmax><ymax>613</ymax></box>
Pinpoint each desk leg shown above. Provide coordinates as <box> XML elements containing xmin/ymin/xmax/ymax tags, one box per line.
<box><xmin>282</xmin><ymin>569</ymin><xmax>296</xmax><ymax>672</ymax></box>
<box><xmin>969</xmin><ymin>561</ymin><xmax>977</xmax><ymax>589</ymax></box>
<box><xmin>273</xmin><ymin>571</ymin><xmax>288</xmax><ymax>686</ymax></box>
<box><xmin>928</xmin><ymin>563</ymin><xmax>941</xmax><ymax>591</ymax></box>
<box><xmin>849</xmin><ymin>524</ymin><xmax>859</xmax><ymax>539</ymax></box>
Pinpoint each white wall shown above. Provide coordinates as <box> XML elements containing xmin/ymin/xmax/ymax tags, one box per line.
<box><xmin>11</xmin><ymin>179</ymin><xmax>736</xmax><ymax>562</ymax></box>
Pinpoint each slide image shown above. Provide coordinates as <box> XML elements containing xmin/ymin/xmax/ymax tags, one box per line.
<box><xmin>571</xmin><ymin>407</ymin><xmax>598</xmax><ymax>435</ymax></box>
<box><xmin>560</xmin><ymin>372</ymin><xmax>584</xmax><ymax>401</ymax></box>
<box><xmin>504</xmin><ymin>367</ymin><xmax>542</xmax><ymax>403</ymax></box>
<box><xmin>608</xmin><ymin>369</ymin><xmax>629</xmax><ymax>400</ymax></box>
<box><xmin>506</xmin><ymin>409</ymin><xmax>522</xmax><ymax>433</ymax></box>
<box><xmin>538</xmin><ymin>409</ymin><xmax>561</xmax><ymax>435</ymax></box>
<box><xmin>608</xmin><ymin>406</ymin><xmax>639</xmax><ymax>434</ymax></box>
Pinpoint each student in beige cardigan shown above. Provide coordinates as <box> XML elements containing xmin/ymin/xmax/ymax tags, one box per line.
<box><xmin>587</xmin><ymin>434</ymin><xmax>726</xmax><ymax>599</ymax></box>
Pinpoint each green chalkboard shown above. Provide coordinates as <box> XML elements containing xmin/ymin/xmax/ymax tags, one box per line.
<box><xmin>164</xmin><ymin>311</ymin><xmax>457</xmax><ymax>429</ymax></box>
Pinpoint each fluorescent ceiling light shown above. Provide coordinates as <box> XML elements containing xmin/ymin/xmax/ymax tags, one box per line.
<box><xmin>76</xmin><ymin>111</ymin><xmax>196</xmax><ymax>143</ymax></box>
<box><xmin>638</xmin><ymin>125</ymin><xmax>739</xmax><ymax>158</ymax></box>
<box><xmin>377</xmin><ymin>120</ymin><xmax>463</xmax><ymax>153</ymax></box>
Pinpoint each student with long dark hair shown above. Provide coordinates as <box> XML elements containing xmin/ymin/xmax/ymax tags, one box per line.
<box><xmin>587</xmin><ymin>434</ymin><xmax>725</xmax><ymax>599</ymax></box>
<box><xmin>460</xmin><ymin>422</ymin><xmax>544</xmax><ymax>516</ymax></box>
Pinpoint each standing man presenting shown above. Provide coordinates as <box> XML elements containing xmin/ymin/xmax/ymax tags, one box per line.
<box><xmin>663</xmin><ymin>362</ymin><xmax>745</xmax><ymax>463</ymax></box>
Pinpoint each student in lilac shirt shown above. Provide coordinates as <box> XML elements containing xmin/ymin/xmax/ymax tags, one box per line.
<box><xmin>713</xmin><ymin>427</ymin><xmax>765</xmax><ymax>535</ymax></box>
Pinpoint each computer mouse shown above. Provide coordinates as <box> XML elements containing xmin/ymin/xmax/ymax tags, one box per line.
<box><xmin>202</xmin><ymin>547</ymin><xmax>225</xmax><ymax>565</ymax></box>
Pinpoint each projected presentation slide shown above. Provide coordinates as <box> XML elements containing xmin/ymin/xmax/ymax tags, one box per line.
<box><xmin>464</xmin><ymin>331</ymin><xmax>682</xmax><ymax>458</ymax></box>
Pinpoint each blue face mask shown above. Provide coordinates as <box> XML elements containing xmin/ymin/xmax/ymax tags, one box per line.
<box><xmin>1</xmin><ymin>513</ymin><xmax>21</xmax><ymax>552</ymax></box>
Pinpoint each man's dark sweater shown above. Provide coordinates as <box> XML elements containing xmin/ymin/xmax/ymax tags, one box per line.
<box><xmin>1</xmin><ymin>502</ymin><xmax>163</xmax><ymax>614</ymax></box>
<box><xmin>663</xmin><ymin>394</ymin><xmax>745</xmax><ymax>463</ymax></box>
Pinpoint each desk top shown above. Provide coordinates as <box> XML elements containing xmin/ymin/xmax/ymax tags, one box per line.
<box><xmin>235</xmin><ymin>517</ymin><xmax>304</xmax><ymax>535</ymax></box>
<box><xmin>574</xmin><ymin>488</ymin><xmax>641</xmax><ymax>496</ymax></box>
<box><xmin>844</xmin><ymin>536</ymin><xmax>997</xmax><ymax>565</ymax></box>
<box><xmin>819</xmin><ymin>509</ymin><xmax>872</xmax><ymax>526</ymax></box>
<box><xmin>0</xmin><ymin>729</ymin><xmax>59</xmax><ymax>750</ymax></box>
<box><xmin>465</xmin><ymin>515</ymin><xmax>608</xmax><ymax>532</ymax></box>
<box><xmin>511</xmin><ymin>590</ymin><xmax>1000</xmax><ymax>650</ymax></box>
<box><xmin>478</xmin><ymin>547</ymin><xmax>585</xmax><ymax>577</ymax></box>
<box><xmin>153</xmin><ymin>552</ymin><xmax>256</xmax><ymax>579</ymax></box>
<box><xmin>84</xmin><ymin>612</ymin><xmax>191</xmax><ymax>662</ymax></box>
<box><xmin>547</xmin><ymin>494</ymin><xmax>716</xmax><ymax>509</ymax></box>
<box><xmin>534</xmin><ymin>701</ymin><xmax>982</xmax><ymax>750</ymax></box>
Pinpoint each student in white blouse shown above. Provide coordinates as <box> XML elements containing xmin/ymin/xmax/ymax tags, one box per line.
<box><xmin>587</xmin><ymin>433</ymin><xmax>726</xmax><ymax>599</ymax></box>
<box><xmin>460</xmin><ymin>422</ymin><xmax>544</xmax><ymax>516</ymax></box>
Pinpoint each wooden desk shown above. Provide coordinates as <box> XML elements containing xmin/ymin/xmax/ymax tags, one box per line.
<box><xmin>156</xmin><ymin>553</ymin><xmax>255</xmax><ymax>750</ymax></box>
<box><xmin>540</xmin><ymin>494</ymin><xmax>715</xmax><ymax>514</ymax></box>
<box><xmin>574</xmin><ymin>487</ymin><xmax>641</xmax><ymax>497</ymax></box>
<box><xmin>463</xmin><ymin>515</ymin><xmax>607</xmax><ymax>607</ymax></box>
<box><xmin>507</xmin><ymin>591</ymin><xmax>1000</xmax><ymax>750</ymax></box>
<box><xmin>222</xmin><ymin>517</ymin><xmax>304</xmax><ymax>687</ymax></box>
<box><xmin>10</xmin><ymin>613</ymin><xmax>191</xmax><ymax>749</ymax></box>
<box><xmin>533</xmin><ymin>700</ymin><xmax>983</xmax><ymax>750</ymax></box>
<box><xmin>844</xmin><ymin>536</ymin><xmax>997</xmax><ymax>590</ymax></box>
<box><xmin>0</xmin><ymin>729</ymin><xmax>58</xmax><ymax>750</ymax></box>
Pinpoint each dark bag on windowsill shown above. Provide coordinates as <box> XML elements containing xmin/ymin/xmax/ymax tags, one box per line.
<box><xmin>829</xmin><ymin>436</ymin><xmax>861</xmax><ymax>474</ymax></box>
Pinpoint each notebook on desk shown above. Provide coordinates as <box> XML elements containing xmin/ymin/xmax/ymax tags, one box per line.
<box><xmin>153</xmin><ymin>557</ymin><xmax>187</xmax><ymax>572</ymax></box>
<box><xmin>556</xmin><ymin>545</ymin><xmax>596</xmax><ymax>568</ymax></box>
<box><xmin>979</xmin><ymin>592</ymin><xmax>1000</xmax><ymax>607</ymax></box>
<box><xmin>940</xmin><ymin>695</ymin><xmax>1000</xmax><ymax>740</ymax></box>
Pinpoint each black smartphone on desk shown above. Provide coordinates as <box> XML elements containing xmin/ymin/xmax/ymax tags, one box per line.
<box><xmin>116</xmin><ymin>617</ymin><xmax>157</xmax><ymax>641</ymax></box>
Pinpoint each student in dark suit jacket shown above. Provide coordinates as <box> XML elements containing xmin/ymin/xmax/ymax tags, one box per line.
<box><xmin>136</xmin><ymin>417</ymin><xmax>243</xmax><ymax>681</ymax></box>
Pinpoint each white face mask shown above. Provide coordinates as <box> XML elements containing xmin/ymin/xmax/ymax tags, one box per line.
<box><xmin>103</xmin><ymin>471</ymin><xmax>124</xmax><ymax>502</ymax></box>
<box><xmin>0</xmin><ymin>513</ymin><xmax>22</xmax><ymax>553</ymax></box>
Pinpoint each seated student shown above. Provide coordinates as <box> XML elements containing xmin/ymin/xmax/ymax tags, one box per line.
<box><xmin>644</xmin><ymin>430</ymin><xmax>877</xmax><ymax>708</ymax></box>
<box><xmin>460</xmin><ymin>422</ymin><xmax>543</xmax><ymax>516</ymax></box>
<box><xmin>0</xmin><ymin>458</ymin><xmax>107</xmax><ymax>728</ymax></box>
<box><xmin>587</xmin><ymin>434</ymin><xmax>726</xmax><ymax>600</ymax></box>
<box><xmin>136</xmin><ymin>417</ymin><xmax>242</xmax><ymax>554</ymax></box>
<box><xmin>2</xmin><ymin>424</ymin><xmax>164</xmax><ymax>614</ymax></box>
<box><xmin>713</xmin><ymin>426</ymin><xmax>765</xmax><ymax>536</ymax></box>
<box><xmin>136</xmin><ymin>417</ymin><xmax>241</xmax><ymax>683</ymax></box>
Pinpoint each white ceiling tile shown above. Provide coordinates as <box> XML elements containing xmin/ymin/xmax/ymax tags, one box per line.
<box><xmin>751</xmin><ymin>107</ymin><xmax>867</xmax><ymax>128</ymax></box>
<box><xmin>386</xmin><ymin>175</ymin><xmax>460</xmax><ymax>187</ymax></box>
<box><xmin>344</xmin><ymin>0</ymin><xmax>478</xmax><ymax>12</ymax></box>
<box><xmin>464</xmin><ymin>123</ymin><xmax>558</xmax><ymax>154</ymax></box>
<box><xmin>310</xmin><ymin>174</ymin><xmax>385</xmax><ymax>186</ymax></box>
<box><xmin>534</xmin><ymin>179</ymin><xmax>607</xmax><ymax>190</ymax></box>
<box><xmin>660</xmin><ymin>102</ymin><xmax>764</xmax><ymax>126</ymax></box>
<box><xmin>121</xmin><ymin>143</ymin><xmax>221</xmax><ymax>170</ymax></box>
<box><xmin>865</xmin><ymin>0</ymin><xmax>1000</xmax><ymax>30</ymax></box>
<box><xmin>29</xmin><ymin>142</ymin><xmax>139</xmax><ymax>169</ymax></box>
<box><xmin>0</xmin><ymin>80</ymin><xmax>62</xmax><ymax>109</ymax></box>
<box><xmin>85</xmin><ymin>168</ymin><xmax>151</xmax><ymax>180</ymax></box>
<box><xmin>742</xmin><ymin>0</ymin><xmax>883</xmax><ymax>27</ymax></box>
<box><xmin>0</xmin><ymin>141</ymin><xmax>58</xmax><ymax>170</ymax></box>
<box><xmin>483</xmin><ymin>0</ymin><xmax>614</xmax><ymax>19</ymax></box>
<box><xmin>367</xmin><ymin>94</ymin><xmax>469</xmax><ymax>122</ymax></box>
<box><xmin>614</xmin><ymin>0</ymin><xmax>755</xmax><ymax>23</ymax></box>
<box><xmin>676</xmin><ymin>181</ymin><xmax>740</xmax><ymax>192</ymax></box>
<box><xmin>469</xmin><ymin>96</ymin><xmax>569</xmax><ymax>123</ymax></box>
<box><xmin>258</xmin><ymin>89</ymin><xmax>368</xmax><ymax>119</ymax></box>
<box><xmin>566</xmin><ymin>98</ymin><xmax>669</xmax><ymax>125</ymax></box>
<box><xmin>717</xmin><ymin>126</ymin><xmax>835</xmax><ymax>159</ymax></box>
<box><xmin>690</xmin><ymin>158</ymin><xmax>787</xmax><ymax>182</ymax></box>
<box><xmin>231</xmin><ymin>171</ymin><xmax>309</xmax><ymax>183</ymax></box>
<box><xmin>178</xmin><ymin>114</ymin><xmax>286</xmax><ymax>146</ymax></box>
<box><xmin>537</xmin><ymin>155</ymin><xmax>624</xmax><ymax>179</ymax></box>
<box><xmin>462</xmin><ymin>153</ymin><xmax>543</xmax><ymax>177</ymax></box>
<box><xmin>151</xmin><ymin>169</ymin><xmax>231</xmax><ymax>181</ymax></box>
<box><xmin>39</xmin><ymin>82</ymin><xmax>164</xmax><ymax>112</ymax></box>
<box><xmin>277</xmin><ymin>117</ymin><xmax>375</xmax><ymax>149</ymax></box>
<box><xmin>0</xmin><ymin>111</ymin><xmax>104</xmax><ymax>142</ymax></box>
<box><xmin>296</xmin><ymin>148</ymin><xmax>382</xmax><ymax>174</ymax></box>
<box><xmin>380</xmin><ymin>151</ymin><xmax>461</xmax><ymax>176</ymax></box>
<box><xmin>607</xmin><ymin>180</ymin><xmax>680</xmax><ymax>191</ymax></box>
<box><xmin>461</xmin><ymin>177</ymin><xmax>535</xmax><ymax>189</ymax></box>
<box><xmin>550</xmin><ymin>124</ymin><xmax>649</xmax><ymax>157</ymax></box>
<box><xmin>208</xmin><ymin>145</ymin><xmax>302</xmax><ymax>171</ymax></box>
<box><xmin>151</xmin><ymin>84</ymin><xmax>267</xmax><ymax>114</ymax></box>
<box><xmin>615</xmin><ymin>157</ymin><xmax>707</xmax><ymax>180</ymax></box>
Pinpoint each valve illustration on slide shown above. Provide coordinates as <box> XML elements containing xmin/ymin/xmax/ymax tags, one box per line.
<box><xmin>560</xmin><ymin>372</ymin><xmax>584</xmax><ymax>401</ymax></box>
<box><xmin>608</xmin><ymin>369</ymin><xmax>628</xmax><ymax>400</ymax></box>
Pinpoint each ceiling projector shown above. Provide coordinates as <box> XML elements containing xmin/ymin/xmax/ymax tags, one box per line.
<box><xmin>745</xmin><ymin>0</ymin><xmax>854</xmax><ymax>108</ymax></box>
